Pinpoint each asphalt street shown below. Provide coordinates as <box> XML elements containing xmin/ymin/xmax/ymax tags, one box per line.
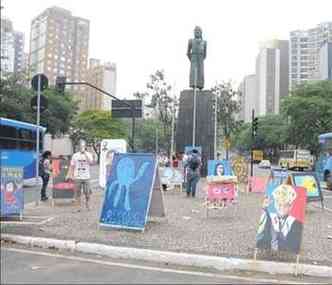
<box><xmin>1</xmin><ymin>245</ymin><xmax>329</xmax><ymax>284</ymax></box>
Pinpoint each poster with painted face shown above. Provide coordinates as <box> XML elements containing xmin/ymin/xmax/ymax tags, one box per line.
<box><xmin>291</xmin><ymin>172</ymin><xmax>322</xmax><ymax>201</ymax></box>
<box><xmin>208</xmin><ymin>160</ymin><xmax>234</xmax><ymax>176</ymax></box>
<box><xmin>207</xmin><ymin>183</ymin><xmax>235</xmax><ymax>201</ymax></box>
<box><xmin>100</xmin><ymin>153</ymin><xmax>158</xmax><ymax>231</ymax></box>
<box><xmin>256</xmin><ymin>184</ymin><xmax>307</xmax><ymax>254</ymax></box>
<box><xmin>99</xmin><ymin>139</ymin><xmax>127</xmax><ymax>188</ymax></box>
<box><xmin>0</xmin><ymin>167</ymin><xmax>24</xmax><ymax>216</ymax></box>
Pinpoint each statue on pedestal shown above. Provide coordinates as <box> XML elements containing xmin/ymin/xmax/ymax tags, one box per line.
<box><xmin>187</xmin><ymin>26</ymin><xmax>207</xmax><ymax>90</ymax></box>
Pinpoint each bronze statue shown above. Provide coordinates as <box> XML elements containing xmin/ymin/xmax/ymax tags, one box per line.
<box><xmin>187</xmin><ymin>26</ymin><xmax>207</xmax><ymax>90</ymax></box>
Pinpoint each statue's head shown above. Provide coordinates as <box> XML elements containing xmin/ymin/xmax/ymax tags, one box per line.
<box><xmin>194</xmin><ymin>26</ymin><xmax>202</xmax><ymax>39</ymax></box>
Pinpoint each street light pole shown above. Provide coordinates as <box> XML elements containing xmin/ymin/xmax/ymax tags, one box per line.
<box><xmin>214</xmin><ymin>90</ymin><xmax>218</xmax><ymax>160</ymax></box>
<box><xmin>35</xmin><ymin>75</ymin><xmax>41</xmax><ymax>206</ymax></box>
<box><xmin>192</xmin><ymin>68</ymin><xmax>197</xmax><ymax>147</ymax></box>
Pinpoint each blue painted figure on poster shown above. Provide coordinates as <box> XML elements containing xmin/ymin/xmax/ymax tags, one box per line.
<box><xmin>100</xmin><ymin>153</ymin><xmax>156</xmax><ymax>230</ymax></box>
<box><xmin>107</xmin><ymin>157</ymin><xmax>150</xmax><ymax>211</ymax></box>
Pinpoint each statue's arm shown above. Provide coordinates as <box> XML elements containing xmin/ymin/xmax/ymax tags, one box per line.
<box><xmin>204</xmin><ymin>41</ymin><xmax>207</xmax><ymax>60</ymax></box>
<box><xmin>187</xmin><ymin>39</ymin><xmax>192</xmax><ymax>60</ymax></box>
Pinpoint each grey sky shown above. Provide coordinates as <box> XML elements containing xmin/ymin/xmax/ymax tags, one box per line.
<box><xmin>3</xmin><ymin>0</ymin><xmax>332</xmax><ymax>98</ymax></box>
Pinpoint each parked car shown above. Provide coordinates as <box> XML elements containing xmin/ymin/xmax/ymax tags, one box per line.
<box><xmin>258</xmin><ymin>160</ymin><xmax>271</xmax><ymax>169</ymax></box>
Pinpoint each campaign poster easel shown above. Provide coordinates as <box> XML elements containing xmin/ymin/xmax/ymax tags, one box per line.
<box><xmin>254</xmin><ymin>183</ymin><xmax>307</xmax><ymax>275</ymax></box>
<box><xmin>287</xmin><ymin>172</ymin><xmax>324</xmax><ymax>209</ymax></box>
<box><xmin>99</xmin><ymin>153</ymin><xmax>165</xmax><ymax>232</ymax></box>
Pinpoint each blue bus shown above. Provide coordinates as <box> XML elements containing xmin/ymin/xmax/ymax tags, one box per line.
<box><xmin>0</xmin><ymin>118</ymin><xmax>46</xmax><ymax>185</ymax></box>
<box><xmin>317</xmin><ymin>132</ymin><xmax>332</xmax><ymax>189</ymax></box>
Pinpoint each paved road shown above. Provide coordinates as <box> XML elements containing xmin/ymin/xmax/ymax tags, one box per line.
<box><xmin>1</xmin><ymin>245</ymin><xmax>329</xmax><ymax>284</ymax></box>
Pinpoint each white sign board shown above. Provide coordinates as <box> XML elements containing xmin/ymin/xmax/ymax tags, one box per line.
<box><xmin>99</xmin><ymin>139</ymin><xmax>127</xmax><ymax>188</ymax></box>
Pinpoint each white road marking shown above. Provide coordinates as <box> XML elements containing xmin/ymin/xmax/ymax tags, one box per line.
<box><xmin>2</xmin><ymin>247</ymin><xmax>316</xmax><ymax>284</ymax></box>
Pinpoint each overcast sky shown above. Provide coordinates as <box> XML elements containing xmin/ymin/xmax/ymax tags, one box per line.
<box><xmin>2</xmin><ymin>0</ymin><xmax>332</xmax><ymax>98</ymax></box>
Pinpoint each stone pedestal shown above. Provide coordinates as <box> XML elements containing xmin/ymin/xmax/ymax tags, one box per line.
<box><xmin>175</xmin><ymin>89</ymin><xmax>215</xmax><ymax>176</ymax></box>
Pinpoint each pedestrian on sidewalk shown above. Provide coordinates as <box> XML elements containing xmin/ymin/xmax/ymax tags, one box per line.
<box><xmin>67</xmin><ymin>141</ymin><xmax>94</xmax><ymax>210</ymax></box>
<box><xmin>185</xmin><ymin>149</ymin><xmax>201</xmax><ymax>198</ymax></box>
<box><xmin>40</xmin><ymin>151</ymin><xmax>52</xmax><ymax>201</ymax></box>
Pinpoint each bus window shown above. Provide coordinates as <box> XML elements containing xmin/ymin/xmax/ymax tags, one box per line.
<box><xmin>0</xmin><ymin>125</ymin><xmax>18</xmax><ymax>149</ymax></box>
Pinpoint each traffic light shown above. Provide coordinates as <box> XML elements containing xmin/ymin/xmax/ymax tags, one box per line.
<box><xmin>55</xmin><ymin>76</ymin><xmax>66</xmax><ymax>94</ymax></box>
<box><xmin>252</xmin><ymin>117</ymin><xmax>259</xmax><ymax>136</ymax></box>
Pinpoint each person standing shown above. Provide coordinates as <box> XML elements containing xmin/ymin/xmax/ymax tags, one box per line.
<box><xmin>67</xmin><ymin>142</ymin><xmax>93</xmax><ymax>210</ymax></box>
<box><xmin>185</xmin><ymin>149</ymin><xmax>201</xmax><ymax>197</ymax></box>
<box><xmin>40</xmin><ymin>151</ymin><xmax>52</xmax><ymax>201</ymax></box>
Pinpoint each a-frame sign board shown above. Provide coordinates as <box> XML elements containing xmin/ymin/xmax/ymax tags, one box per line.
<box><xmin>99</xmin><ymin>153</ymin><xmax>166</xmax><ymax>231</ymax></box>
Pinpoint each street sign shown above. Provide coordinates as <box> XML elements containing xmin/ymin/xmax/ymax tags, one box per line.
<box><xmin>224</xmin><ymin>138</ymin><xmax>231</xmax><ymax>149</ymax></box>
<box><xmin>31</xmin><ymin>73</ymin><xmax>48</xmax><ymax>92</ymax></box>
<box><xmin>111</xmin><ymin>99</ymin><xmax>142</xmax><ymax>118</ymax></box>
<box><xmin>30</xmin><ymin>95</ymin><xmax>48</xmax><ymax>112</ymax></box>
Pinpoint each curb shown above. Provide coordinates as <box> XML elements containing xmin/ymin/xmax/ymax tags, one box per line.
<box><xmin>2</xmin><ymin>234</ymin><xmax>332</xmax><ymax>278</ymax></box>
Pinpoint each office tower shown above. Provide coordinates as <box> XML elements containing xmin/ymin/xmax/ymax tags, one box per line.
<box><xmin>1</xmin><ymin>18</ymin><xmax>15</xmax><ymax>76</ymax></box>
<box><xmin>29</xmin><ymin>6</ymin><xmax>90</xmax><ymax>110</ymax></box>
<box><xmin>256</xmin><ymin>40</ymin><xmax>289</xmax><ymax>115</ymax></box>
<box><xmin>290</xmin><ymin>22</ymin><xmax>332</xmax><ymax>87</ymax></box>
<box><xmin>239</xmin><ymin>74</ymin><xmax>257</xmax><ymax>122</ymax></box>
<box><xmin>84</xmin><ymin>59</ymin><xmax>117</xmax><ymax>111</ymax></box>
<box><xmin>318</xmin><ymin>41</ymin><xmax>332</xmax><ymax>80</ymax></box>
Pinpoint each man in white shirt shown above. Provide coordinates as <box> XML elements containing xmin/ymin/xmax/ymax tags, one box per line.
<box><xmin>67</xmin><ymin>141</ymin><xmax>93</xmax><ymax>210</ymax></box>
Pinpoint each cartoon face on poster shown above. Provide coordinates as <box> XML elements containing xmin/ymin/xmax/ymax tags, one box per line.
<box><xmin>256</xmin><ymin>184</ymin><xmax>307</xmax><ymax>254</ymax></box>
<box><xmin>100</xmin><ymin>153</ymin><xmax>156</xmax><ymax>230</ymax></box>
<box><xmin>99</xmin><ymin>139</ymin><xmax>127</xmax><ymax>188</ymax></box>
<box><xmin>0</xmin><ymin>167</ymin><xmax>24</xmax><ymax>216</ymax></box>
<box><xmin>208</xmin><ymin>160</ymin><xmax>234</xmax><ymax>176</ymax></box>
<box><xmin>207</xmin><ymin>183</ymin><xmax>235</xmax><ymax>201</ymax></box>
<box><xmin>291</xmin><ymin>173</ymin><xmax>321</xmax><ymax>200</ymax></box>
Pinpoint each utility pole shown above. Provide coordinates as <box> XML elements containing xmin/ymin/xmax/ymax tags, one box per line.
<box><xmin>170</xmin><ymin>82</ymin><xmax>176</xmax><ymax>165</ymax></box>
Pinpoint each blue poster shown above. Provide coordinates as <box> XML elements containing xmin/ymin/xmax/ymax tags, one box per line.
<box><xmin>184</xmin><ymin>146</ymin><xmax>202</xmax><ymax>155</ymax></box>
<box><xmin>99</xmin><ymin>153</ymin><xmax>157</xmax><ymax>231</ymax></box>
<box><xmin>0</xmin><ymin>167</ymin><xmax>24</xmax><ymax>216</ymax></box>
<box><xmin>207</xmin><ymin>160</ymin><xmax>234</xmax><ymax>176</ymax></box>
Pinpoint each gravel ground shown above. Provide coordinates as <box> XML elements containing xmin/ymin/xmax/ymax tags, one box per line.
<box><xmin>1</xmin><ymin>180</ymin><xmax>332</xmax><ymax>266</ymax></box>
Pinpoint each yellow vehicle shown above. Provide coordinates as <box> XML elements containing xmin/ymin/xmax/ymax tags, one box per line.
<box><xmin>278</xmin><ymin>149</ymin><xmax>313</xmax><ymax>171</ymax></box>
<box><xmin>252</xmin><ymin>150</ymin><xmax>264</xmax><ymax>162</ymax></box>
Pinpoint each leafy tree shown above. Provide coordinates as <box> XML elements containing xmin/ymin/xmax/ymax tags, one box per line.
<box><xmin>232</xmin><ymin>114</ymin><xmax>288</xmax><ymax>161</ymax></box>
<box><xmin>0</xmin><ymin>74</ymin><xmax>78</xmax><ymax>136</ymax></box>
<box><xmin>134</xmin><ymin>70</ymin><xmax>176</xmax><ymax>154</ymax></box>
<box><xmin>281</xmin><ymin>80</ymin><xmax>332</xmax><ymax>155</ymax></box>
<box><xmin>211</xmin><ymin>81</ymin><xmax>242</xmax><ymax>158</ymax></box>
<box><xmin>134</xmin><ymin>118</ymin><xmax>169</xmax><ymax>153</ymax></box>
<box><xmin>70</xmin><ymin>110</ymin><xmax>128</xmax><ymax>161</ymax></box>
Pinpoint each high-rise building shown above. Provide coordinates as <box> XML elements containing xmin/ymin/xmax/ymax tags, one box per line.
<box><xmin>255</xmin><ymin>40</ymin><xmax>289</xmax><ymax>116</ymax></box>
<box><xmin>318</xmin><ymin>41</ymin><xmax>332</xmax><ymax>80</ymax></box>
<box><xmin>239</xmin><ymin>74</ymin><xmax>257</xmax><ymax>123</ymax></box>
<box><xmin>29</xmin><ymin>6</ymin><xmax>90</xmax><ymax>108</ymax></box>
<box><xmin>14</xmin><ymin>31</ymin><xmax>25</xmax><ymax>73</ymax></box>
<box><xmin>1</xmin><ymin>18</ymin><xmax>15</xmax><ymax>76</ymax></box>
<box><xmin>290</xmin><ymin>22</ymin><xmax>332</xmax><ymax>87</ymax></box>
<box><xmin>83</xmin><ymin>59</ymin><xmax>117</xmax><ymax>111</ymax></box>
<box><xmin>0</xmin><ymin>18</ymin><xmax>26</xmax><ymax>77</ymax></box>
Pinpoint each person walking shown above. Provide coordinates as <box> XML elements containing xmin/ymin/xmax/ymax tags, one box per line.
<box><xmin>67</xmin><ymin>141</ymin><xmax>93</xmax><ymax>210</ymax></box>
<box><xmin>39</xmin><ymin>151</ymin><xmax>52</xmax><ymax>201</ymax></box>
<box><xmin>185</xmin><ymin>149</ymin><xmax>201</xmax><ymax>198</ymax></box>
